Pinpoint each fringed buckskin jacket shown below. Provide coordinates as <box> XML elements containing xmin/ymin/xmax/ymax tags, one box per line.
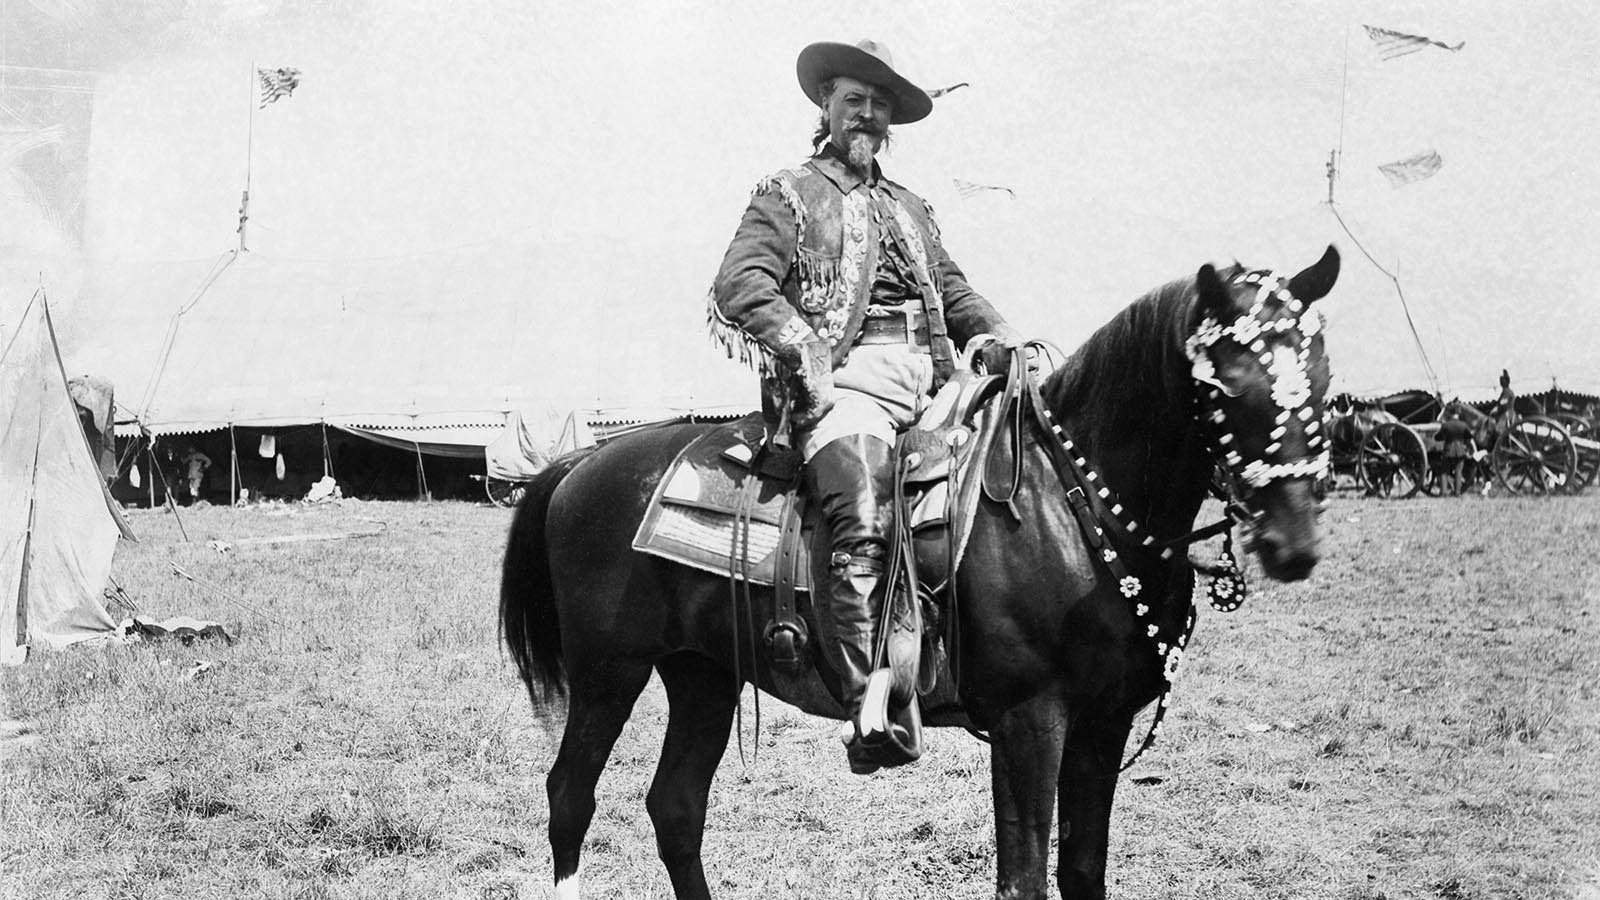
<box><xmin>709</xmin><ymin>147</ymin><xmax>1012</xmax><ymax>423</ymax></box>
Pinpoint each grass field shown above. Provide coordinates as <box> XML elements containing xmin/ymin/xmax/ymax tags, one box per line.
<box><xmin>2</xmin><ymin>491</ymin><xmax>1597</xmax><ymax>900</ymax></box>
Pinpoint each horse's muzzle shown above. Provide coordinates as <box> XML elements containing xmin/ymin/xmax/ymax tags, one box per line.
<box><xmin>1247</xmin><ymin>481</ymin><xmax>1322</xmax><ymax>582</ymax></box>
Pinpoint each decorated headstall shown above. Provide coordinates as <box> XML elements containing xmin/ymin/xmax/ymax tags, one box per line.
<box><xmin>1178</xmin><ymin>269</ymin><xmax>1329</xmax><ymax>614</ymax></box>
<box><xmin>1185</xmin><ymin>269</ymin><xmax>1330</xmax><ymax>495</ymax></box>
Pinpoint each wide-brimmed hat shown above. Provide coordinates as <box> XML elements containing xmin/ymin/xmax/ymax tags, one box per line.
<box><xmin>796</xmin><ymin>39</ymin><xmax>933</xmax><ymax>125</ymax></box>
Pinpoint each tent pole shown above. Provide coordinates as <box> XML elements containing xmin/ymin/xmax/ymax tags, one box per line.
<box><xmin>230</xmin><ymin>426</ymin><xmax>239</xmax><ymax>506</ymax></box>
<box><xmin>413</xmin><ymin>442</ymin><xmax>429</xmax><ymax>501</ymax></box>
<box><xmin>15</xmin><ymin>495</ymin><xmax>36</xmax><ymax>651</ymax></box>
<box><xmin>147</xmin><ymin>442</ymin><xmax>156</xmax><ymax>509</ymax></box>
<box><xmin>17</xmin><ymin>384</ymin><xmax>49</xmax><ymax>650</ymax></box>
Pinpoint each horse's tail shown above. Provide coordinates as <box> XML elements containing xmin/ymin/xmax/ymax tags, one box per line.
<box><xmin>499</xmin><ymin>448</ymin><xmax>596</xmax><ymax>709</ymax></box>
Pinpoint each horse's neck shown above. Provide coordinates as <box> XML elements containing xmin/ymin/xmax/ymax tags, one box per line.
<box><xmin>1046</xmin><ymin>360</ymin><xmax>1212</xmax><ymax>541</ymax></box>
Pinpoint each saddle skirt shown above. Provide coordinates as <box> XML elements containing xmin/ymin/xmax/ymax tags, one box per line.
<box><xmin>631</xmin><ymin>371</ymin><xmax>1005</xmax><ymax>593</ymax></box>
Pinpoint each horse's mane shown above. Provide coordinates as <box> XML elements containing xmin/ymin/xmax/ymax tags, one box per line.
<box><xmin>1040</xmin><ymin>265</ymin><xmax>1243</xmax><ymax>439</ymax></box>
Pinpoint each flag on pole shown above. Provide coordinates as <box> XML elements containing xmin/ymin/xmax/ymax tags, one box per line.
<box><xmin>928</xmin><ymin>82</ymin><xmax>970</xmax><ymax>98</ymax></box>
<box><xmin>1378</xmin><ymin>149</ymin><xmax>1443</xmax><ymax>187</ymax></box>
<box><xmin>1362</xmin><ymin>25</ymin><xmax>1464</xmax><ymax>60</ymax></box>
<box><xmin>954</xmin><ymin>178</ymin><xmax>1015</xmax><ymax>199</ymax></box>
<box><xmin>257</xmin><ymin>67</ymin><xmax>301</xmax><ymax>108</ymax></box>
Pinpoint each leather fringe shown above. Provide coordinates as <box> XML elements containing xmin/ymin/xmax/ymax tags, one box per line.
<box><xmin>704</xmin><ymin>170</ymin><xmax>811</xmax><ymax>369</ymax></box>
<box><xmin>706</xmin><ymin>287</ymin><xmax>771</xmax><ymax>370</ymax></box>
<box><xmin>795</xmin><ymin>252</ymin><xmax>843</xmax><ymax>313</ymax></box>
<box><xmin>753</xmin><ymin>171</ymin><xmax>807</xmax><ymax>244</ymax></box>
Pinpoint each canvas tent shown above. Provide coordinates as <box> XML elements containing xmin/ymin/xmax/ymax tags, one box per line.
<box><xmin>2</xmin><ymin>291</ymin><xmax>134</xmax><ymax>664</ymax></box>
<box><xmin>49</xmin><ymin>236</ymin><xmax>753</xmax><ymax>459</ymax></box>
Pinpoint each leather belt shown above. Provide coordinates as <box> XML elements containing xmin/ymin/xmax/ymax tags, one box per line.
<box><xmin>856</xmin><ymin>311</ymin><xmax>931</xmax><ymax>350</ymax></box>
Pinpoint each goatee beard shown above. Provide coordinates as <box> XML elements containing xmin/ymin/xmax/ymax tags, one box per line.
<box><xmin>844</xmin><ymin>132</ymin><xmax>877</xmax><ymax>175</ymax></box>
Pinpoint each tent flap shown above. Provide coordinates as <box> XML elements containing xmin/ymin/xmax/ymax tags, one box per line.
<box><xmin>2</xmin><ymin>294</ymin><xmax>132</xmax><ymax>663</ymax></box>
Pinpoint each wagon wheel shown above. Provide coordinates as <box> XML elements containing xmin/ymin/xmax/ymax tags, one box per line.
<box><xmin>485</xmin><ymin>478</ymin><xmax>527</xmax><ymax>508</ymax></box>
<box><xmin>1553</xmin><ymin>413</ymin><xmax>1600</xmax><ymax>493</ymax></box>
<box><xmin>1357</xmin><ymin>422</ymin><xmax>1427</xmax><ymax>499</ymax></box>
<box><xmin>1492</xmin><ymin>416</ymin><xmax>1579</xmax><ymax>495</ymax></box>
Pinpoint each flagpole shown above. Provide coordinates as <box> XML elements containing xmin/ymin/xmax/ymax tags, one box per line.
<box><xmin>1329</xmin><ymin>26</ymin><xmax>1349</xmax><ymax>204</ymax></box>
<box><xmin>241</xmin><ymin>60</ymin><xmax>254</xmax><ymax>252</ymax></box>
<box><xmin>1325</xmin><ymin>24</ymin><xmax>1440</xmax><ymax>398</ymax></box>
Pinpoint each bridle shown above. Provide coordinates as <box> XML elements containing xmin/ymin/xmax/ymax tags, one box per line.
<box><xmin>979</xmin><ymin>270</ymin><xmax>1330</xmax><ymax>769</ymax></box>
<box><xmin>1185</xmin><ymin>269</ymin><xmax>1330</xmax><ymax>543</ymax></box>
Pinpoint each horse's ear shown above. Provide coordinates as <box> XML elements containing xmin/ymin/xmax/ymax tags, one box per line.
<box><xmin>1288</xmin><ymin>245</ymin><xmax>1340</xmax><ymax>304</ymax></box>
<box><xmin>1195</xmin><ymin>263</ymin><xmax>1232</xmax><ymax>322</ymax></box>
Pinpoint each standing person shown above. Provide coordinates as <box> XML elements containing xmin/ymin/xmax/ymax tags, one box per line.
<box><xmin>710</xmin><ymin>39</ymin><xmax>1028</xmax><ymax>773</ymax></box>
<box><xmin>182</xmin><ymin>446</ymin><xmax>212</xmax><ymax>506</ymax></box>
<box><xmin>1438</xmin><ymin>408</ymin><xmax>1475</xmax><ymax>495</ymax></box>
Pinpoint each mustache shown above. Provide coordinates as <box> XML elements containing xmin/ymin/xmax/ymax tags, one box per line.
<box><xmin>847</xmin><ymin>121</ymin><xmax>885</xmax><ymax>136</ymax></box>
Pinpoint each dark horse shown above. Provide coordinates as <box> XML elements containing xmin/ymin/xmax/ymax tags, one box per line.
<box><xmin>501</xmin><ymin>246</ymin><xmax>1340</xmax><ymax>899</ymax></box>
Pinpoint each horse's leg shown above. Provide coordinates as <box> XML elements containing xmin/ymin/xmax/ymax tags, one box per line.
<box><xmin>989</xmin><ymin>693</ymin><xmax>1069</xmax><ymax>900</ymax></box>
<box><xmin>547</xmin><ymin>657</ymin><xmax>653</xmax><ymax>899</ymax></box>
<box><xmin>1054</xmin><ymin>716</ymin><xmax>1133</xmax><ymax>900</ymax></box>
<box><xmin>646</xmin><ymin>652</ymin><xmax>741</xmax><ymax>900</ymax></box>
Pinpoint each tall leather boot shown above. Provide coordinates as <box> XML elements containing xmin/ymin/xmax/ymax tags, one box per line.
<box><xmin>804</xmin><ymin>434</ymin><xmax>915</xmax><ymax>774</ymax></box>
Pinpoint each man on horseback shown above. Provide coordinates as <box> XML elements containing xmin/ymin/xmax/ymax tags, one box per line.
<box><xmin>709</xmin><ymin>39</ymin><xmax>1026</xmax><ymax>773</ymax></box>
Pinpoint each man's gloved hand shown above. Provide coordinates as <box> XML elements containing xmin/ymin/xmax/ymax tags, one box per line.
<box><xmin>780</xmin><ymin>337</ymin><xmax>836</xmax><ymax>429</ymax></box>
<box><xmin>972</xmin><ymin>326</ymin><xmax>1034</xmax><ymax>376</ymax></box>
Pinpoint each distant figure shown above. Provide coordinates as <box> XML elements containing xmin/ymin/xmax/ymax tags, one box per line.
<box><xmin>1493</xmin><ymin>369</ymin><xmax>1516</xmax><ymax>429</ymax></box>
<box><xmin>182</xmin><ymin>447</ymin><xmax>212</xmax><ymax>505</ymax></box>
<box><xmin>1438</xmin><ymin>409</ymin><xmax>1475</xmax><ymax>496</ymax></box>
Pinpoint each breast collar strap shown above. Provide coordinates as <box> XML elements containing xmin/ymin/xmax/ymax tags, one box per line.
<box><xmin>991</xmin><ymin>345</ymin><xmax>1202</xmax><ymax>773</ymax></box>
<box><xmin>1006</xmin><ymin>346</ymin><xmax>1232</xmax><ymax>562</ymax></box>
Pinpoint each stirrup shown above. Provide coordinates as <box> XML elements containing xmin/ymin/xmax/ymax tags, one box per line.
<box><xmin>856</xmin><ymin>668</ymin><xmax>894</xmax><ymax>741</ymax></box>
<box><xmin>835</xmin><ymin>669</ymin><xmax>895</xmax><ymax>747</ymax></box>
<box><xmin>838</xmin><ymin>672</ymin><xmax>922</xmax><ymax>776</ymax></box>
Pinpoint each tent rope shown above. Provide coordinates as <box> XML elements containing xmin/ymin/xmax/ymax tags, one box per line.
<box><xmin>134</xmin><ymin>250</ymin><xmax>239</xmax><ymax>426</ymax></box>
<box><xmin>1327</xmin><ymin>201</ymin><xmax>1441</xmax><ymax>396</ymax></box>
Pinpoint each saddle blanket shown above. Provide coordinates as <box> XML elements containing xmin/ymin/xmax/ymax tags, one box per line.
<box><xmin>631</xmin><ymin>414</ymin><xmax>958</xmax><ymax>592</ymax></box>
<box><xmin>631</xmin><ymin>380</ymin><xmax>985</xmax><ymax>592</ymax></box>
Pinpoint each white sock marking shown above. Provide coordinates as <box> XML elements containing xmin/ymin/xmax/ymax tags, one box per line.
<box><xmin>555</xmin><ymin>868</ymin><xmax>581</xmax><ymax>900</ymax></box>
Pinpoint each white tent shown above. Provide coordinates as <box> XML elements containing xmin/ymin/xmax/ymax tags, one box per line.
<box><xmin>1</xmin><ymin>290</ymin><xmax>134</xmax><ymax>664</ymax></box>
<box><xmin>49</xmin><ymin>237</ymin><xmax>755</xmax><ymax>449</ymax></box>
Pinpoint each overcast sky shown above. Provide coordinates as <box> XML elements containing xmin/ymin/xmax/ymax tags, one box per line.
<box><xmin>4</xmin><ymin>0</ymin><xmax>1598</xmax><ymax>399</ymax></box>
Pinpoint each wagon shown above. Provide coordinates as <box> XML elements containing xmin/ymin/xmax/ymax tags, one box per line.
<box><xmin>1444</xmin><ymin>399</ymin><xmax>1594</xmax><ymax>496</ymax></box>
<box><xmin>480</xmin><ymin>409</ymin><xmax>599</xmax><ymax>507</ymax></box>
<box><xmin>1325</xmin><ymin>390</ymin><xmax>1433</xmax><ymax>498</ymax></box>
<box><xmin>1327</xmin><ymin>391</ymin><xmax>1592</xmax><ymax>498</ymax></box>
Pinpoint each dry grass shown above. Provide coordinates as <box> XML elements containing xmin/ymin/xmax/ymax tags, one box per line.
<box><xmin>2</xmin><ymin>492</ymin><xmax>1597</xmax><ymax>899</ymax></box>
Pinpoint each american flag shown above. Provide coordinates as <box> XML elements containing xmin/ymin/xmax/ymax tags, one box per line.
<box><xmin>257</xmin><ymin>67</ymin><xmax>301</xmax><ymax>108</ymax></box>
<box><xmin>1378</xmin><ymin>149</ymin><xmax>1443</xmax><ymax>187</ymax></box>
<box><xmin>1362</xmin><ymin>25</ymin><xmax>1464</xmax><ymax>61</ymax></box>
<box><xmin>954</xmin><ymin>178</ymin><xmax>1015</xmax><ymax>199</ymax></box>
